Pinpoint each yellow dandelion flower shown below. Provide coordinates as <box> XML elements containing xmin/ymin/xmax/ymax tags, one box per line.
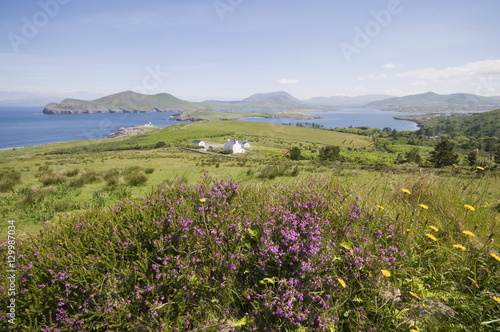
<box><xmin>381</xmin><ymin>269</ymin><xmax>391</xmax><ymax>277</ymax></box>
<box><xmin>490</xmin><ymin>252</ymin><xmax>500</xmax><ymax>261</ymax></box>
<box><xmin>428</xmin><ymin>225</ymin><xmax>439</xmax><ymax>232</ymax></box>
<box><xmin>409</xmin><ymin>291</ymin><xmax>420</xmax><ymax>299</ymax></box>
<box><xmin>452</xmin><ymin>164</ymin><xmax>459</xmax><ymax>168</ymax></box>
<box><xmin>462</xmin><ymin>230</ymin><xmax>475</xmax><ymax>237</ymax></box>
<box><xmin>406</xmin><ymin>228</ymin><xmax>412</xmax><ymax>232</ymax></box>
<box><xmin>410</xmin><ymin>330</ymin><xmax>419</xmax><ymax>332</ymax></box>
<box><xmin>464</xmin><ymin>204</ymin><xmax>475</xmax><ymax>211</ymax></box>
<box><xmin>493</xmin><ymin>296</ymin><xmax>500</xmax><ymax>304</ymax></box>
<box><xmin>338</xmin><ymin>278</ymin><xmax>347</xmax><ymax>288</ymax></box>
<box><xmin>401</xmin><ymin>188</ymin><xmax>411</xmax><ymax>195</ymax></box>
<box><xmin>453</xmin><ymin>244</ymin><xmax>466</xmax><ymax>251</ymax></box>
<box><xmin>199</xmin><ymin>198</ymin><xmax>207</xmax><ymax>203</ymax></box>
<box><xmin>425</xmin><ymin>233</ymin><xmax>437</xmax><ymax>241</ymax></box>
<box><xmin>376</xmin><ymin>204</ymin><xmax>385</xmax><ymax>210</ymax></box>
<box><xmin>476</xmin><ymin>166</ymin><xmax>485</xmax><ymax>171</ymax></box>
<box><xmin>418</xmin><ymin>203</ymin><xmax>429</xmax><ymax>210</ymax></box>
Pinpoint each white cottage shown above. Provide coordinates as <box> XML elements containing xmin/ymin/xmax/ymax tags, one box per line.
<box><xmin>224</xmin><ymin>139</ymin><xmax>245</xmax><ymax>154</ymax></box>
<box><xmin>239</xmin><ymin>140</ymin><xmax>251</xmax><ymax>148</ymax></box>
<box><xmin>191</xmin><ymin>140</ymin><xmax>206</xmax><ymax>147</ymax></box>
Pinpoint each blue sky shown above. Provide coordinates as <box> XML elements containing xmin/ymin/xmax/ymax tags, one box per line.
<box><xmin>1</xmin><ymin>0</ymin><xmax>500</xmax><ymax>101</ymax></box>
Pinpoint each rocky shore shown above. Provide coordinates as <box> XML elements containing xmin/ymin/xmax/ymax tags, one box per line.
<box><xmin>107</xmin><ymin>123</ymin><xmax>157</xmax><ymax>138</ymax></box>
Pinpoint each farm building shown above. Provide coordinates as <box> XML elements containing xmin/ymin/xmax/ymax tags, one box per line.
<box><xmin>191</xmin><ymin>140</ymin><xmax>206</xmax><ymax>147</ymax></box>
<box><xmin>224</xmin><ymin>139</ymin><xmax>245</xmax><ymax>154</ymax></box>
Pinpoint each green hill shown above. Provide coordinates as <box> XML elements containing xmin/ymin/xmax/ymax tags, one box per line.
<box><xmin>411</xmin><ymin>109</ymin><xmax>500</xmax><ymax>138</ymax></box>
<box><xmin>43</xmin><ymin>91</ymin><xmax>203</xmax><ymax>114</ymax></box>
<box><xmin>368</xmin><ymin>91</ymin><xmax>500</xmax><ymax>112</ymax></box>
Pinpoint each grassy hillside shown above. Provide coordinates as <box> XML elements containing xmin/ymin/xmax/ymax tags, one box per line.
<box><xmin>1</xmin><ymin>118</ymin><xmax>499</xmax><ymax>330</ymax></box>
<box><xmin>396</xmin><ymin>109</ymin><xmax>500</xmax><ymax>153</ymax></box>
<box><xmin>171</xmin><ymin>110</ymin><xmax>320</xmax><ymax>121</ymax></box>
<box><xmin>44</xmin><ymin>91</ymin><xmax>203</xmax><ymax>113</ymax></box>
<box><xmin>414</xmin><ymin>109</ymin><xmax>500</xmax><ymax>138</ymax></box>
<box><xmin>368</xmin><ymin>92</ymin><xmax>500</xmax><ymax>112</ymax></box>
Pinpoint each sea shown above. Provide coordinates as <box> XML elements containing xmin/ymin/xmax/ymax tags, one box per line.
<box><xmin>0</xmin><ymin>106</ymin><xmax>419</xmax><ymax>150</ymax></box>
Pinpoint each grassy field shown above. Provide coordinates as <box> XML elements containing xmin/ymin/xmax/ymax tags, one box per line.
<box><xmin>1</xmin><ymin>120</ymin><xmax>499</xmax><ymax>237</ymax></box>
<box><xmin>174</xmin><ymin>110</ymin><xmax>321</xmax><ymax>121</ymax></box>
<box><xmin>0</xmin><ymin>120</ymin><xmax>499</xmax><ymax>331</ymax></box>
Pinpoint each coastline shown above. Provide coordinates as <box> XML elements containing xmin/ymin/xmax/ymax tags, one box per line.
<box><xmin>106</xmin><ymin>123</ymin><xmax>158</xmax><ymax>138</ymax></box>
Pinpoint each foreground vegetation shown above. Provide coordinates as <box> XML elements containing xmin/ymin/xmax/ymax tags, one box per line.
<box><xmin>1</xmin><ymin>174</ymin><xmax>499</xmax><ymax>331</ymax></box>
<box><xmin>0</xmin><ymin>119</ymin><xmax>499</xmax><ymax>330</ymax></box>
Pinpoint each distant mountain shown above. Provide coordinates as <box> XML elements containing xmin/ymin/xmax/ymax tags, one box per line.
<box><xmin>304</xmin><ymin>94</ymin><xmax>393</xmax><ymax>107</ymax></box>
<box><xmin>366</xmin><ymin>91</ymin><xmax>500</xmax><ymax>112</ymax></box>
<box><xmin>43</xmin><ymin>91</ymin><xmax>202</xmax><ymax>114</ymax></box>
<box><xmin>0</xmin><ymin>96</ymin><xmax>55</xmax><ymax>107</ymax></box>
<box><xmin>0</xmin><ymin>91</ymin><xmax>105</xmax><ymax>107</ymax></box>
<box><xmin>202</xmin><ymin>91</ymin><xmax>315</xmax><ymax>110</ymax></box>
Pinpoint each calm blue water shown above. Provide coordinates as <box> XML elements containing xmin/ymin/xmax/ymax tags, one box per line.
<box><xmin>239</xmin><ymin>109</ymin><xmax>421</xmax><ymax>131</ymax></box>
<box><xmin>0</xmin><ymin>107</ymin><xmax>419</xmax><ymax>149</ymax></box>
<box><xmin>0</xmin><ymin>107</ymin><xmax>186</xmax><ymax>149</ymax></box>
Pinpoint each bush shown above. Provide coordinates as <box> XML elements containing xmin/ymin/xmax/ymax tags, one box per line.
<box><xmin>64</xmin><ymin>169</ymin><xmax>80</xmax><ymax>177</ymax></box>
<box><xmin>38</xmin><ymin>170</ymin><xmax>66</xmax><ymax>186</ymax></box>
<box><xmin>0</xmin><ymin>171</ymin><xmax>21</xmax><ymax>192</ymax></box>
<box><xmin>318</xmin><ymin>145</ymin><xmax>341</xmax><ymax>162</ymax></box>
<box><xmin>125</xmin><ymin>173</ymin><xmax>148</xmax><ymax>186</ymax></box>
<box><xmin>154</xmin><ymin>141</ymin><xmax>167</xmax><ymax>148</ymax></box>
<box><xmin>254</xmin><ymin>163</ymin><xmax>299</xmax><ymax>179</ymax></box>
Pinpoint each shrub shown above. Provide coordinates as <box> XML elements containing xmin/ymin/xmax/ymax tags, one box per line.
<box><xmin>0</xmin><ymin>171</ymin><xmax>21</xmax><ymax>192</ymax></box>
<box><xmin>288</xmin><ymin>146</ymin><xmax>302</xmax><ymax>160</ymax></box>
<box><xmin>38</xmin><ymin>170</ymin><xmax>66</xmax><ymax>186</ymax></box>
<box><xmin>154</xmin><ymin>141</ymin><xmax>167</xmax><ymax>148</ymax></box>
<box><xmin>318</xmin><ymin>145</ymin><xmax>341</xmax><ymax>162</ymax></box>
<box><xmin>64</xmin><ymin>169</ymin><xmax>79</xmax><ymax>177</ymax></box>
<box><xmin>254</xmin><ymin>163</ymin><xmax>299</xmax><ymax>179</ymax></box>
<box><xmin>125</xmin><ymin>173</ymin><xmax>148</xmax><ymax>186</ymax></box>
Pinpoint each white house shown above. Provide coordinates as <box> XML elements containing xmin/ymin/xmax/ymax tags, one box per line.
<box><xmin>224</xmin><ymin>139</ymin><xmax>245</xmax><ymax>154</ymax></box>
<box><xmin>192</xmin><ymin>140</ymin><xmax>206</xmax><ymax>147</ymax></box>
<box><xmin>239</xmin><ymin>140</ymin><xmax>251</xmax><ymax>148</ymax></box>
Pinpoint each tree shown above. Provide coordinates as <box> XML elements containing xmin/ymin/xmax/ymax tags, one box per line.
<box><xmin>405</xmin><ymin>148</ymin><xmax>422</xmax><ymax>165</ymax></box>
<box><xmin>466</xmin><ymin>151</ymin><xmax>478</xmax><ymax>166</ymax></box>
<box><xmin>495</xmin><ymin>145</ymin><xmax>500</xmax><ymax>164</ymax></box>
<box><xmin>428</xmin><ymin>139</ymin><xmax>459</xmax><ymax>168</ymax></box>
<box><xmin>288</xmin><ymin>147</ymin><xmax>302</xmax><ymax>160</ymax></box>
<box><xmin>318</xmin><ymin>145</ymin><xmax>341</xmax><ymax>162</ymax></box>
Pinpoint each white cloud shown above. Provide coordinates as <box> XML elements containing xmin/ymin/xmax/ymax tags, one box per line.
<box><xmin>396</xmin><ymin>59</ymin><xmax>500</xmax><ymax>81</ymax></box>
<box><xmin>382</xmin><ymin>63</ymin><xmax>396</xmax><ymax>69</ymax></box>
<box><xmin>278</xmin><ymin>79</ymin><xmax>300</xmax><ymax>85</ymax></box>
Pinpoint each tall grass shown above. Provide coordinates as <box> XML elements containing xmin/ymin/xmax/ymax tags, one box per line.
<box><xmin>1</xmin><ymin>175</ymin><xmax>498</xmax><ymax>331</ymax></box>
<box><xmin>0</xmin><ymin>171</ymin><xmax>21</xmax><ymax>192</ymax></box>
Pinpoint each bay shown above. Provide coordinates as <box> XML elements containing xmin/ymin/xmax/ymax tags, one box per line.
<box><xmin>238</xmin><ymin>109</ymin><xmax>421</xmax><ymax>131</ymax></box>
<box><xmin>0</xmin><ymin>107</ymin><xmax>186</xmax><ymax>149</ymax></box>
